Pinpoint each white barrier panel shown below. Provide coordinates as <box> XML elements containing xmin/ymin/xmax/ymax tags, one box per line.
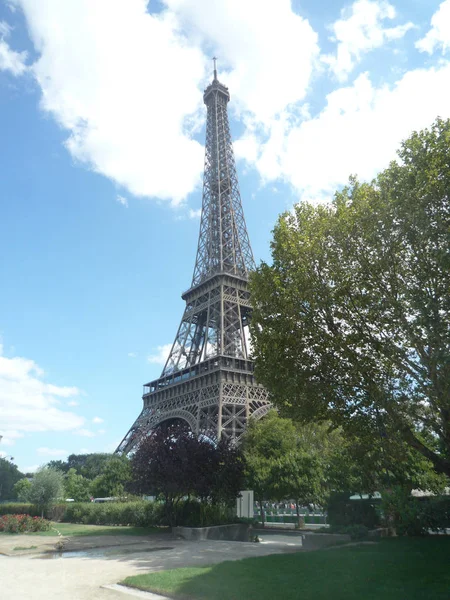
<box><xmin>236</xmin><ymin>490</ymin><xmax>254</xmax><ymax>518</ymax></box>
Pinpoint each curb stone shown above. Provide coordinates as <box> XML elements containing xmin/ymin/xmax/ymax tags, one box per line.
<box><xmin>102</xmin><ymin>584</ymin><xmax>172</xmax><ymax>599</ymax></box>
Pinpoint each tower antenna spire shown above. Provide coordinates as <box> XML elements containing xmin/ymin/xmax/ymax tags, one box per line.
<box><xmin>213</xmin><ymin>56</ymin><xmax>217</xmax><ymax>81</ymax></box>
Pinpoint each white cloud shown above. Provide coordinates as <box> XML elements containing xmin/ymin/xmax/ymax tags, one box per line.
<box><xmin>97</xmin><ymin>429</ymin><xmax>106</xmax><ymax>435</ymax></box>
<box><xmin>324</xmin><ymin>0</ymin><xmax>414</xmax><ymax>81</ymax></box>
<box><xmin>74</xmin><ymin>429</ymin><xmax>96</xmax><ymax>438</ymax></box>
<box><xmin>147</xmin><ymin>343</ymin><xmax>172</xmax><ymax>366</ymax></box>
<box><xmin>127</xmin><ymin>352</ymin><xmax>137</xmax><ymax>358</ymax></box>
<box><xmin>14</xmin><ymin>0</ymin><xmax>206</xmax><ymax>205</ymax></box>
<box><xmin>22</xmin><ymin>464</ymin><xmax>39</xmax><ymax>474</ymax></box>
<box><xmin>116</xmin><ymin>195</ymin><xmax>128</xmax><ymax>208</ymax></box>
<box><xmin>8</xmin><ymin>0</ymin><xmax>447</xmax><ymax>215</ymax></box>
<box><xmin>164</xmin><ymin>0</ymin><xmax>319</xmax><ymax>122</ymax></box>
<box><xmin>0</xmin><ymin>430</ymin><xmax>23</xmax><ymax>446</ymax></box>
<box><xmin>11</xmin><ymin>0</ymin><xmax>319</xmax><ymax>206</ymax></box>
<box><xmin>0</xmin><ymin>20</ymin><xmax>27</xmax><ymax>75</ymax></box>
<box><xmin>188</xmin><ymin>208</ymin><xmax>201</xmax><ymax>219</ymax></box>
<box><xmin>36</xmin><ymin>447</ymin><xmax>67</xmax><ymax>457</ymax></box>
<box><xmin>92</xmin><ymin>417</ymin><xmax>103</xmax><ymax>424</ymax></box>
<box><xmin>243</xmin><ymin>62</ymin><xmax>450</xmax><ymax>203</ymax></box>
<box><xmin>416</xmin><ymin>0</ymin><xmax>450</xmax><ymax>55</ymax></box>
<box><xmin>0</xmin><ymin>347</ymin><xmax>84</xmax><ymax>446</ymax></box>
<box><xmin>67</xmin><ymin>400</ymin><xmax>79</xmax><ymax>407</ymax></box>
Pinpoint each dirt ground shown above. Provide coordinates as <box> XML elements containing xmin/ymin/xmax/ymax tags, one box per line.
<box><xmin>0</xmin><ymin>532</ymin><xmax>304</xmax><ymax>599</ymax></box>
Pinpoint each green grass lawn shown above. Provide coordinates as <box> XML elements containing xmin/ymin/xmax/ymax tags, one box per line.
<box><xmin>0</xmin><ymin>523</ymin><xmax>169</xmax><ymax>537</ymax></box>
<box><xmin>122</xmin><ymin>537</ymin><xmax>450</xmax><ymax>600</ymax></box>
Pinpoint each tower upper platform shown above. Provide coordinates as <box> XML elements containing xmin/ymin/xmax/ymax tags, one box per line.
<box><xmin>203</xmin><ymin>78</ymin><xmax>230</xmax><ymax>104</ymax></box>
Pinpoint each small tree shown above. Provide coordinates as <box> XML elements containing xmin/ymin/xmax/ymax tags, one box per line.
<box><xmin>89</xmin><ymin>456</ymin><xmax>131</xmax><ymax>498</ymax></box>
<box><xmin>132</xmin><ymin>423</ymin><xmax>201</xmax><ymax>525</ymax></box>
<box><xmin>131</xmin><ymin>422</ymin><xmax>245</xmax><ymax>526</ymax></box>
<box><xmin>241</xmin><ymin>411</ymin><xmax>298</xmax><ymax>526</ymax></box>
<box><xmin>28</xmin><ymin>467</ymin><xmax>64</xmax><ymax>517</ymax></box>
<box><xmin>13</xmin><ymin>478</ymin><xmax>32</xmax><ymax>502</ymax></box>
<box><xmin>212</xmin><ymin>439</ymin><xmax>246</xmax><ymax>506</ymax></box>
<box><xmin>64</xmin><ymin>468</ymin><xmax>92</xmax><ymax>502</ymax></box>
<box><xmin>242</xmin><ymin>413</ymin><xmax>354</xmax><ymax>527</ymax></box>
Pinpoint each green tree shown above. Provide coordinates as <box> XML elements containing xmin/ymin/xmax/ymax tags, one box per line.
<box><xmin>241</xmin><ymin>411</ymin><xmax>297</xmax><ymax>526</ymax></box>
<box><xmin>63</xmin><ymin>468</ymin><xmax>91</xmax><ymax>502</ymax></box>
<box><xmin>241</xmin><ymin>412</ymin><xmax>346</xmax><ymax>526</ymax></box>
<box><xmin>28</xmin><ymin>467</ymin><xmax>64</xmax><ymax>517</ymax></box>
<box><xmin>250</xmin><ymin>118</ymin><xmax>450</xmax><ymax>477</ymax></box>
<box><xmin>89</xmin><ymin>456</ymin><xmax>131</xmax><ymax>498</ymax></box>
<box><xmin>13</xmin><ymin>478</ymin><xmax>32</xmax><ymax>502</ymax></box>
<box><xmin>0</xmin><ymin>458</ymin><xmax>24</xmax><ymax>500</ymax></box>
<box><xmin>49</xmin><ymin>453</ymin><xmax>118</xmax><ymax>479</ymax></box>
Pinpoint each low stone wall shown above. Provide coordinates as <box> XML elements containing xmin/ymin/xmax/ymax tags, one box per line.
<box><xmin>173</xmin><ymin>524</ymin><xmax>251</xmax><ymax>542</ymax></box>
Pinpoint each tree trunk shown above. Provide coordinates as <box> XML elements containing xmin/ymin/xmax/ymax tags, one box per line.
<box><xmin>295</xmin><ymin>501</ymin><xmax>304</xmax><ymax>529</ymax></box>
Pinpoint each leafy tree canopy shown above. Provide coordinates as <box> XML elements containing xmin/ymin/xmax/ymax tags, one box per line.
<box><xmin>63</xmin><ymin>468</ymin><xmax>92</xmax><ymax>502</ymax></box>
<box><xmin>28</xmin><ymin>467</ymin><xmax>64</xmax><ymax>516</ymax></box>
<box><xmin>131</xmin><ymin>422</ymin><xmax>245</xmax><ymax>525</ymax></box>
<box><xmin>241</xmin><ymin>411</ymin><xmax>350</xmax><ymax>524</ymax></box>
<box><xmin>0</xmin><ymin>457</ymin><xmax>24</xmax><ymax>501</ymax></box>
<box><xmin>13</xmin><ymin>478</ymin><xmax>32</xmax><ymax>502</ymax></box>
<box><xmin>89</xmin><ymin>456</ymin><xmax>131</xmax><ymax>499</ymax></box>
<box><xmin>250</xmin><ymin>118</ymin><xmax>450</xmax><ymax>478</ymax></box>
<box><xmin>48</xmin><ymin>453</ymin><xmax>117</xmax><ymax>479</ymax></box>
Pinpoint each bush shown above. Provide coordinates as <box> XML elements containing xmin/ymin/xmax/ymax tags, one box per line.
<box><xmin>380</xmin><ymin>488</ymin><xmax>450</xmax><ymax>536</ymax></box>
<box><xmin>0</xmin><ymin>514</ymin><xmax>51</xmax><ymax>533</ymax></box>
<box><xmin>0</xmin><ymin>503</ymin><xmax>41</xmax><ymax>517</ymax></box>
<box><xmin>321</xmin><ymin>524</ymin><xmax>369</xmax><ymax>540</ymax></box>
<box><xmin>327</xmin><ymin>492</ymin><xmax>380</xmax><ymax>529</ymax></box>
<box><xmin>62</xmin><ymin>501</ymin><xmax>165</xmax><ymax>527</ymax></box>
<box><xmin>171</xmin><ymin>500</ymin><xmax>235</xmax><ymax>527</ymax></box>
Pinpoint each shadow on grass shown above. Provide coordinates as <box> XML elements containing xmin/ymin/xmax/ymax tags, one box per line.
<box><xmin>123</xmin><ymin>537</ymin><xmax>450</xmax><ymax>600</ymax></box>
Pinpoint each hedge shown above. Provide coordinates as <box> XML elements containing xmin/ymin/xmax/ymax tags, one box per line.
<box><xmin>61</xmin><ymin>501</ymin><xmax>163</xmax><ymax>526</ymax></box>
<box><xmin>0</xmin><ymin>499</ymin><xmax>243</xmax><ymax>528</ymax></box>
<box><xmin>0</xmin><ymin>503</ymin><xmax>41</xmax><ymax>517</ymax></box>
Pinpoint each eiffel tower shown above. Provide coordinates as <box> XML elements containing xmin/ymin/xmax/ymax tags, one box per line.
<box><xmin>116</xmin><ymin>63</ymin><xmax>271</xmax><ymax>454</ymax></box>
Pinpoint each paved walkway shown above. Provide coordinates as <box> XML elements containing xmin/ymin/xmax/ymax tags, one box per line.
<box><xmin>0</xmin><ymin>534</ymin><xmax>304</xmax><ymax>600</ymax></box>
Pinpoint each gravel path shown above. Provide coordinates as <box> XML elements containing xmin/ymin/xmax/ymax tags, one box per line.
<box><xmin>0</xmin><ymin>535</ymin><xmax>303</xmax><ymax>600</ymax></box>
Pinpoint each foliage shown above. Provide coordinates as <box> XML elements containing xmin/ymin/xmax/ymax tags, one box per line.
<box><xmin>250</xmin><ymin>118</ymin><xmax>450</xmax><ymax>477</ymax></box>
<box><xmin>0</xmin><ymin>503</ymin><xmax>41</xmax><ymax>517</ymax></box>
<box><xmin>380</xmin><ymin>487</ymin><xmax>450</xmax><ymax>536</ymax></box>
<box><xmin>48</xmin><ymin>453</ymin><xmax>121</xmax><ymax>479</ymax></box>
<box><xmin>171</xmin><ymin>500</ymin><xmax>236</xmax><ymax>527</ymax></box>
<box><xmin>28</xmin><ymin>467</ymin><xmax>64</xmax><ymax>516</ymax></box>
<box><xmin>121</xmin><ymin>537</ymin><xmax>450</xmax><ymax>600</ymax></box>
<box><xmin>13</xmin><ymin>478</ymin><xmax>32</xmax><ymax>502</ymax></box>
<box><xmin>62</xmin><ymin>500</ymin><xmax>164</xmax><ymax>527</ymax></box>
<box><xmin>0</xmin><ymin>514</ymin><xmax>51</xmax><ymax>533</ymax></box>
<box><xmin>326</xmin><ymin>492</ymin><xmax>380</xmax><ymax>529</ymax></box>
<box><xmin>241</xmin><ymin>411</ymin><xmax>297</xmax><ymax>524</ymax></box>
<box><xmin>63</xmin><ymin>468</ymin><xmax>91</xmax><ymax>502</ymax></box>
<box><xmin>131</xmin><ymin>422</ymin><xmax>245</xmax><ymax>526</ymax></box>
<box><xmin>89</xmin><ymin>456</ymin><xmax>131</xmax><ymax>498</ymax></box>
<box><xmin>0</xmin><ymin>457</ymin><xmax>25</xmax><ymax>500</ymax></box>
<box><xmin>241</xmin><ymin>411</ymin><xmax>349</xmax><ymax>525</ymax></box>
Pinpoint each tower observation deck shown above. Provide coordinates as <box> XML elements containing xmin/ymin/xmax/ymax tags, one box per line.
<box><xmin>116</xmin><ymin>66</ymin><xmax>271</xmax><ymax>454</ymax></box>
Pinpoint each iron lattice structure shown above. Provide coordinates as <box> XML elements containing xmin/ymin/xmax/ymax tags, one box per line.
<box><xmin>116</xmin><ymin>70</ymin><xmax>271</xmax><ymax>454</ymax></box>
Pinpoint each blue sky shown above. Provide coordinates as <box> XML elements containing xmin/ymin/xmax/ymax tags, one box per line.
<box><xmin>1</xmin><ymin>0</ymin><xmax>449</xmax><ymax>472</ymax></box>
